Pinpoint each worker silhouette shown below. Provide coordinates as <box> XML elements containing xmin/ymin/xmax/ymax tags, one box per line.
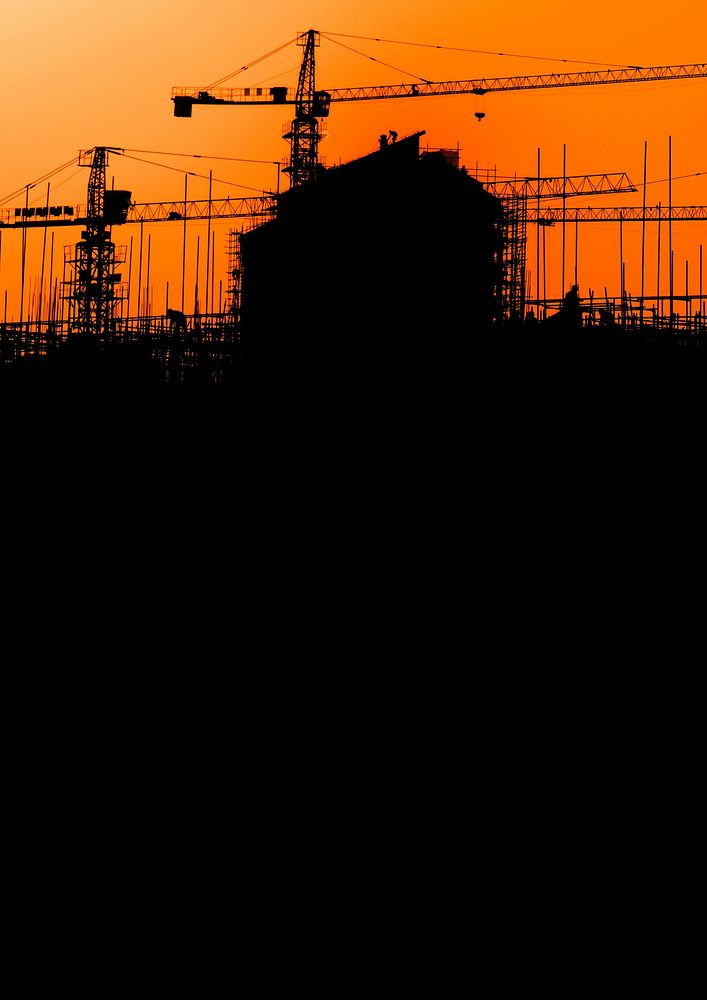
<box><xmin>561</xmin><ymin>284</ymin><xmax>581</xmax><ymax>328</ymax></box>
<box><xmin>166</xmin><ymin>308</ymin><xmax>188</xmax><ymax>338</ymax></box>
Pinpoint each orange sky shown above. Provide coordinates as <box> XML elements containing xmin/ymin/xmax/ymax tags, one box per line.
<box><xmin>2</xmin><ymin>0</ymin><xmax>706</xmax><ymax>319</ymax></box>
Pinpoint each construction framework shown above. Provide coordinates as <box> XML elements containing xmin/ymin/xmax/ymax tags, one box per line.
<box><xmin>477</xmin><ymin>173</ymin><xmax>638</xmax><ymax>321</ymax></box>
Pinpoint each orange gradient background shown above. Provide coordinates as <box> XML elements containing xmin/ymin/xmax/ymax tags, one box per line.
<box><xmin>1</xmin><ymin>0</ymin><xmax>706</xmax><ymax>321</ymax></box>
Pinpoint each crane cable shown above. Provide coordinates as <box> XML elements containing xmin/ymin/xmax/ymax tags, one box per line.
<box><xmin>204</xmin><ymin>37</ymin><xmax>297</xmax><ymax>90</ymax></box>
<box><xmin>0</xmin><ymin>155</ymin><xmax>81</xmax><ymax>206</ymax></box>
<box><xmin>122</xmin><ymin>148</ymin><xmax>279</xmax><ymax>165</ymax></box>
<box><xmin>320</xmin><ymin>32</ymin><xmax>643</xmax><ymax>70</ymax></box>
<box><xmin>320</xmin><ymin>34</ymin><xmax>433</xmax><ymax>83</ymax></box>
<box><xmin>116</xmin><ymin>152</ymin><xmax>270</xmax><ymax>194</ymax></box>
<box><xmin>642</xmin><ymin>171</ymin><xmax>705</xmax><ymax>186</ymax></box>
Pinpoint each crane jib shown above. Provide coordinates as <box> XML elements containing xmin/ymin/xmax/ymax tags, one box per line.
<box><xmin>325</xmin><ymin>63</ymin><xmax>707</xmax><ymax>101</ymax></box>
<box><xmin>172</xmin><ymin>63</ymin><xmax>707</xmax><ymax>115</ymax></box>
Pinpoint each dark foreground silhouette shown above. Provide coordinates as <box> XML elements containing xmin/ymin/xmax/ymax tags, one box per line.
<box><xmin>1</xmin><ymin>334</ymin><xmax>163</xmax><ymax>386</ymax></box>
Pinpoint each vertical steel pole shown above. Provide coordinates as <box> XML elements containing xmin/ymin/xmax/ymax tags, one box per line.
<box><xmin>20</xmin><ymin>185</ymin><xmax>29</xmax><ymax>326</ymax></box>
<box><xmin>542</xmin><ymin>223</ymin><xmax>547</xmax><ymax>317</ymax></box>
<box><xmin>574</xmin><ymin>218</ymin><xmax>578</xmax><ymax>288</ymax></box>
<box><xmin>669</xmin><ymin>136</ymin><xmax>673</xmax><ymax>326</ymax></box>
<box><xmin>194</xmin><ymin>234</ymin><xmax>200</xmax><ymax>316</ymax></box>
<box><xmin>657</xmin><ymin>203</ymin><xmax>662</xmax><ymax>319</ymax></box>
<box><xmin>127</xmin><ymin>235</ymin><xmax>133</xmax><ymax>323</ymax></box>
<box><xmin>206</xmin><ymin>170</ymin><xmax>212</xmax><ymax>316</ymax></box>
<box><xmin>619</xmin><ymin>213</ymin><xmax>623</xmax><ymax>304</ymax></box>
<box><xmin>146</xmin><ymin>233</ymin><xmax>152</xmax><ymax>319</ymax></box>
<box><xmin>137</xmin><ymin>221</ymin><xmax>144</xmax><ymax>324</ymax></box>
<box><xmin>686</xmin><ymin>259</ymin><xmax>689</xmax><ymax>320</ymax></box>
<box><xmin>48</xmin><ymin>231</ymin><xmax>55</xmax><ymax>325</ymax></box>
<box><xmin>640</xmin><ymin>140</ymin><xmax>647</xmax><ymax>326</ymax></box>
<box><xmin>39</xmin><ymin>183</ymin><xmax>50</xmax><ymax>326</ymax></box>
<box><xmin>536</xmin><ymin>147</ymin><xmax>540</xmax><ymax>315</ymax></box>
<box><xmin>181</xmin><ymin>174</ymin><xmax>188</xmax><ymax>313</ymax></box>
<box><xmin>211</xmin><ymin>230</ymin><xmax>216</xmax><ymax>319</ymax></box>
<box><xmin>561</xmin><ymin>144</ymin><xmax>566</xmax><ymax>299</ymax></box>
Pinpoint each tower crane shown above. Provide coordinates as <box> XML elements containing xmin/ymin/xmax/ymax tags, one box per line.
<box><xmin>0</xmin><ymin>145</ymin><xmax>276</xmax><ymax>333</ymax></box>
<box><xmin>63</xmin><ymin>147</ymin><xmax>131</xmax><ymax>337</ymax></box>
<box><xmin>172</xmin><ymin>29</ymin><xmax>707</xmax><ymax>185</ymax></box>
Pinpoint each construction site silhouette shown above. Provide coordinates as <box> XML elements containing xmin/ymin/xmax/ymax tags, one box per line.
<box><xmin>3</xmin><ymin>128</ymin><xmax>704</xmax><ymax>388</ymax></box>
<box><xmin>2</xmin><ymin>29</ymin><xmax>706</xmax><ymax>386</ymax></box>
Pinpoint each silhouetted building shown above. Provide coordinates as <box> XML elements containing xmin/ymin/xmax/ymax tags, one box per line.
<box><xmin>239</xmin><ymin>131</ymin><xmax>503</xmax><ymax>374</ymax></box>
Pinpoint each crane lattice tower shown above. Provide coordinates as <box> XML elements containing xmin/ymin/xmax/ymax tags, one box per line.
<box><xmin>63</xmin><ymin>147</ymin><xmax>128</xmax><ymax>336</ymax></box>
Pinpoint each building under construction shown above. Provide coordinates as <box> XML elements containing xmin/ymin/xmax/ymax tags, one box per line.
<box><xmin>238</xmin><ymin>130</ymin><xmax>505</xmax><ymax>374</ymax></box>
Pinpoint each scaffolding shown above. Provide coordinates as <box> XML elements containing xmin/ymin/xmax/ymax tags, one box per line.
<box><xmin>62</xmin><ymin>241</ymin><xmax>128</xmax><ymax>336</ymax></box>
<box><xmin>500</xmin><ymin>193</ymin><xmax>527</xmax><ymax>323</ymax></box>
<box><xmin>226</xmin><ymin>229</ymin><xmax>242</xmax><ymax>323</ymax></box>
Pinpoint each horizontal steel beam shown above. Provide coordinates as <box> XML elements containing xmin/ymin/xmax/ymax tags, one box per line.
<box><xmin>0</xmin><ymin>196</ymin><xmax>276</xmax><ymax>229</ymax></box>
<box><xmin>529</xmin><ymin>205</ymin><xmax>707</xmax><ymax>222</ymax></box>
<box><xmin>326</xmin><ymin>63</ymin><xmax>707</xmax><ymax>101</ymax></box>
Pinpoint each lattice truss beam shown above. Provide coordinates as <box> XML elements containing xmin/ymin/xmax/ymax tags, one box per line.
<box><xmin>530</xmin><ymin>206</ymin><xmax>707</xmax><ymax>222</ymax></box>
<box><xmin>172</xmin><ymin>62</ymin><xmax>707</xmax><ymax>106</ymax></box>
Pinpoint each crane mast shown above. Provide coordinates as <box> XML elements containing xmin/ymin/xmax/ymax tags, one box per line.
<box><xmin>62</xmin><ymin>147</ymin><xmax>130</xmax><ymax>336</ymax></box>
<box><xmin>282</xmin><ymin>29</ymin><xmax>329</xmax><ymax>186</ymax></box>
<box><xmin>174</xmin><ymin>29</ymin><xmax>332</xmax><ymax>187</ymax></box>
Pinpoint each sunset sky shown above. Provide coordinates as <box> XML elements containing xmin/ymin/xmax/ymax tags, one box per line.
<box><xmin>2</xmin><ymin>0</ymin><xmax>706</xmax><ymax>319</ymax></box>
